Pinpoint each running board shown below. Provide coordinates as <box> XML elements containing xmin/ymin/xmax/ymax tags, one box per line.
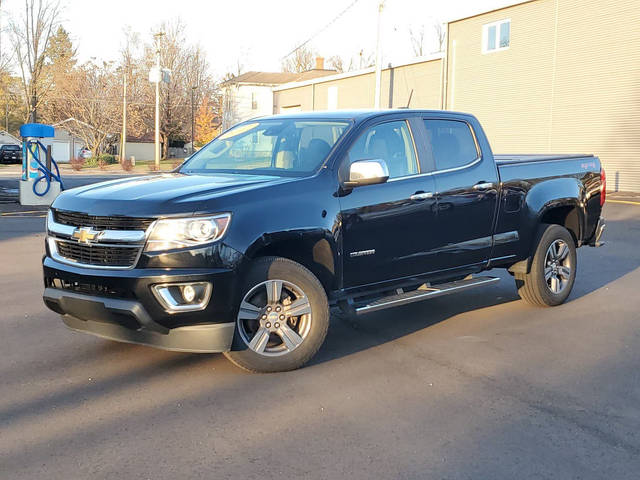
<box><xmin>355</xmin><ymin>276</ymin><xmax>500</xmax><ymax>315</ymax></box>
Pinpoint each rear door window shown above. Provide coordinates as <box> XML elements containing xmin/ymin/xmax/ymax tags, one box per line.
<box><xmin>423</xmin><ymin>120</ymin><xmax>479</xmax><ymax>171</ymax></box>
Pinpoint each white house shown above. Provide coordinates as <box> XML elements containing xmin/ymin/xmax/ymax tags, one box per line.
<box><xmin>221</xmin><ymin>58</ymin><xmax>336</xmax><ymax>130</ymax></box>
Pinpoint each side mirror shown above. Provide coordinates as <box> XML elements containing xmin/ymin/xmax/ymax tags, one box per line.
<box><xmin>345</xmin><ymin>159</ymin><xmax>390</xmax><ymax>187</ymax></box>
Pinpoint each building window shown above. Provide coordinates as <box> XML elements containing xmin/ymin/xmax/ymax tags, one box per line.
<box><xmin>482</xmin><ymin>19</ymin><xmax>510</xmax><ymax>53</ymax></box>
<box><xmin>251</xmin><ymin>92</ymin><xmax>258</xmax><ymax>110</ymax></box>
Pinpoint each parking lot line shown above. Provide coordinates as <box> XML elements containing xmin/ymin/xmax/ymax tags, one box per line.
<box><xmin>608</xmin><ymin>199</ymin><xmax>640</xmax><ymax>206</ymax></box>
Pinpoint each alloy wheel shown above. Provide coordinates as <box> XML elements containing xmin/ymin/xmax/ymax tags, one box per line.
<box><xmin>237</xmin><ymin>279</ymin><xmax>312</xmax><ymax>356</ymax></box>
<box><xmin>544</xmin><ymin>239</ymin><xmax>572</xmax><ymax>294</ymax></box>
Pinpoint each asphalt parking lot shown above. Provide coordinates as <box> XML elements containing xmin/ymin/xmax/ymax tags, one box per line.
<box><xmin>1</xmin><ymin>189</ymin><xmax>639</xmax><ymax>479</ymax></box>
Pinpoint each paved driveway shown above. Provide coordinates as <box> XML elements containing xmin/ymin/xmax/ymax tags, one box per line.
<box><xmin>0</xmin><ymin>200</ymin><xmax>639</xmax><ymax>479</ymax></box>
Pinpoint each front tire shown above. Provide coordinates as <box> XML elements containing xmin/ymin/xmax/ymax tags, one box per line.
<box><xmin>515</xmin><ymin>224</ymin><xmax>577</xmax><ymax>307</ymax></box>
<box><xmin>224</xmin><ymin>256</ymin><xmax>329</xmax><ymax>373</ymax></box>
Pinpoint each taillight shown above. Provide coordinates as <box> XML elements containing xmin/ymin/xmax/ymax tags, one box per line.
<box><xmin>600</xmin><ymin>168</ymin><xmax>606</xmax><ymax>206</ymax></box>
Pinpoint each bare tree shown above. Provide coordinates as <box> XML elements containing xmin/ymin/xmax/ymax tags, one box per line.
<box><xmin>51</xmin><ymin>61</ymin><xmax>120</xmax><ymax>154</ymax></box>
<box><xmin>49</xmin><ymin>60</ymin><xmax>120</xmax><ymax>154</ymax></box>
<box><xmin>326</xmin><ymin>55</ymin><xmax>344</xmax><ymax>73</ymax></box>
<box><xmin>348</xmin><ymin>49</ymin><xmax>375</xmax><ymax>70</ymax></box>
<box><xmin>434</xmin><ymin>22</ymin><xmax>446</xmax><ymax>52</ymax></box>
<box><xmin>11</xmin><ymin>0</ymin><xmax>61</xmax><ymax>122</ymax></box>
<box><xmin>282</xmin><ymin>45</ymin><xmax>315</xmax><ymax>73</ymax></box>
<box><xmin>409</xmin><ymin>25</ymin><xmax>426</xmax><ymax>57</ymax></box>
<box><xmin>126</xmin><ymin>20</ymin><xmax>216</xmax><ymax>158</ymax></box>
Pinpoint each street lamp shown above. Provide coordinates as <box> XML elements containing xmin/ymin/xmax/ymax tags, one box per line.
<box><xmin>191</xmin><ymin>85</ymin><xmax>197</xmax><ymax>155</ymax></box>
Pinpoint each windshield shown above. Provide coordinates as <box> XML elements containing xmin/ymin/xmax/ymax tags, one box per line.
<box><xmin>181</xmin><ymin>119</ymin><xmax>350</xmax><ymax>176</ymax></box>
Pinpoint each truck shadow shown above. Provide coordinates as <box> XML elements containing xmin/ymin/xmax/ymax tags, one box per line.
<box><xmin>314</xmin><ymin>278</ymin><xmax>520</xmax><ymax>366</ymax></box>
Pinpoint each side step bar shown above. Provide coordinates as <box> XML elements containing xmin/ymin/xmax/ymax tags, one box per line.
<box><xmin>355</xmin><ymin>276</ymin><xmax>500</xmax><ymax>315</ymax></box>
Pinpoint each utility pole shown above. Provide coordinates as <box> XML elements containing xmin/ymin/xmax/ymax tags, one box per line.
<box><xmin>374</xmin><ymin>1</ymin><xmax>385</xmax><ymax>109</ymax></box>
<box><xmin>153</xmin><ymin>32</ymin><xmax>164</xmax><ymax>170</ymax></box>
<box><xmin>191</xmin><ymin>86</ymin><xmax>196</xmax><ymax>155</ymax></box>
<box><xmin>5</xmin><ymin>99</ymin><xmax>8</xmax><ymax>132</ymax></box>
<box><xmin>121</xmin><ymin>73</ymin><xmax>127</xmax><ymax>163</ymax></box>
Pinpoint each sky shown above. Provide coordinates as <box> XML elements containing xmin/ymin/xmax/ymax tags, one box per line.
<box><xmin>4</xmin><ymin>0</ymin><xmax>519</xmax><ymax>78</ymax></box>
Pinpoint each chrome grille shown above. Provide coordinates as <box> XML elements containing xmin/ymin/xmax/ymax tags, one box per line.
<box><xmin>55</xmin><ymin>240</ymin><xmax>140</xmax><ymax>267</ymax></box>
<box><xmin>53</xmin><ymin>209</ymin><xmax>154</xmax><ymax>231</ymax></box>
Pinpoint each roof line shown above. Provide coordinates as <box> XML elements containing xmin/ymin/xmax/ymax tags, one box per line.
<box><xmin>446</xmin><ymin>0</ymin><xmax>536</xmax><ymax>24</ymax></box>
<box><xmin>273</xmin><ymin>53</ymin><xmax>443</xmax><ymax>92</ymax></box>
<box><xmin>0</xmin><ymin>130</ymin><xmax>22</xmax><ymax>144</ymax></box>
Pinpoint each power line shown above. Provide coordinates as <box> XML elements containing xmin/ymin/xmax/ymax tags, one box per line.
<box><xmin>282</xmin><ymin>0</ymin><xmax>362</xmax><ymax>60</ymax></box>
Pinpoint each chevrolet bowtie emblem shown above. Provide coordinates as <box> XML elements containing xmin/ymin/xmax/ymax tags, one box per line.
<box><xmin>72</xmin><ymin>227</ymin><xmax>102</xmax><ymax>244</ymax></box>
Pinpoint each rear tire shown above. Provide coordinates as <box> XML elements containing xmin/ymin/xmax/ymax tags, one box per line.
<box><xmin>224</xmin><ymin>256</ymin><xmax>329</xmax><ymax>373</ymax></box>
<box><xmin>515</xmin><ymin>224</ymin><xmax>577</xmax><ymax>307</ymax></box>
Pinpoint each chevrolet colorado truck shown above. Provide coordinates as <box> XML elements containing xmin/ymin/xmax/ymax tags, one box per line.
<box><xmin>43</xmin><ymin>110</ymin><xmax>606</xmax><ymax>372</ymax></box>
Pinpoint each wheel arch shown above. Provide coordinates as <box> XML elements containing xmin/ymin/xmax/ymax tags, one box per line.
<box><xmin>509</xmin><ymin>177</ymin><xmax>585</xmax><ymax>275</ymax></box>
<box><xmin>243</xmin><ymin>231</ymin><xmax>339</xmax><ymax>297</ymax></box>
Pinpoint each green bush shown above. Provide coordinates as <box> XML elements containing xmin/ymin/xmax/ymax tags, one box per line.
<box><xmin>83</xmin><ymin>154</ymin><xmax>116</xmax><ymax>168</ymax></box>
<box><xmin>97</xmin><ymin>154</ymin><xmax>117</xmax><ymax>165</ymax></box>
<box><xmin>84</xmin><ymin>157</ymin><xmax>98</xmax><ymax>168</ymax></box>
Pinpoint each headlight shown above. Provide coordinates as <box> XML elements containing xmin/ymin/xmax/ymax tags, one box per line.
<box><xmin>145</xmin><ymin>213</ymin><xmax>231</xmax><ymax>252</ymax></box>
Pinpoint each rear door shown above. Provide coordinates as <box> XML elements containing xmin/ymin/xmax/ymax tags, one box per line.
<box><xmin>339</xmin><ymin>117</ymin><xmax>439</xmax><ymax>288</ymax></box>
<box><xmin>422</xmin><ymin>117</ymin><xmax>499</xmax><ymax>272</ymax></box>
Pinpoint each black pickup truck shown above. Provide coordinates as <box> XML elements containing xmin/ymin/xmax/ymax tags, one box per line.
<box><xmin>43</xmin><ymin>110</ymin><xmax>606</xmax><ymax>372</ymax></box>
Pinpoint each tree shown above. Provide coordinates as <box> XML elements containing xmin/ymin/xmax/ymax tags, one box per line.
<box><xmin>409</xmin><ymin>25</ymin><xmax>426</xmax><ymax>57</ymax></box>
<box><xmin>282</xmin><ymin>45</ymin><xmax>315</xmax><ymax>73</ymax></box>
<box><xmin>11</xmin><ymin>0</ymin><xmax>61</xmax><ymax>122</ymax></box>
<box><xmin>145</xmin><ymin>20</ymin><xmax>214</xmax><ymax>158</ymax></box>
<box><xmin>326</xmin><ymin>55</ymin><xmax>344</xmax><ymax>73</ymax></box>
<box><xmin>39</xmin><ymin>25</ymin><xmax>77</xmax><ymax>123</ymax></box>
<box><xmin>194</xmin><ymin>95</ymin><xmax>219</xmax><ymax>147</ymax></box>
<box><xmin>348</xmin><ymin>49</ymin><xmax>375</xmax><ymax>70</ymax></box>
<box><xmin>48</xmin><ymin>61</ymin><xmax>120</xmax><ymax>155</ymax></box>
<box><xmin>434</xmin><ymin>22</ymin><xmax>446</xmax><ymax>52</ymax></box>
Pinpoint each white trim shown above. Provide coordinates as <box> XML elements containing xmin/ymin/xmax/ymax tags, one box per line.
<box><xmin>273</xmin><ymin>54</ymin><xmax>444</xmax><ymax>92</ymax></box>
<box><xmin>482</xmin><ymin>18</ymin><xmax>511</xmax><ymax>54</ymax></box>
<box><xmin>445</xmin><ymin>0</ymin><xmax>531</xmax><ymax>24</ymax></box>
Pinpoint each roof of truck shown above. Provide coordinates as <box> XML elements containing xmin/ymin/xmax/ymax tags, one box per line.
<box><xmin>258</xmin><ymin>109</ymin><xmax>473</xmax><ymax>122</ymax></box>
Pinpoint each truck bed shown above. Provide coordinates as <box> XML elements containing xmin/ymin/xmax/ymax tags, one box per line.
<box><xmin>494</xmin><ymin>154</ymin><xmax>595</xmax><ymax>165</ymax></box>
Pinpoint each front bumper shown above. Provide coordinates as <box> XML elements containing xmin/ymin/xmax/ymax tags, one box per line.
<box><xmin>42</xmin><ymin>256</ymin><xmax>240</xmax><ymax>353</ymax></box>
<box><xmin>44</xmin><ymin>288</ymin><xmax>235</xmax><ymax>352</ymax></box>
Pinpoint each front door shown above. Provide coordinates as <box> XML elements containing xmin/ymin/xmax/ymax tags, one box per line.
<box><xmin>339</xmin><ymin>119</ymin><xmax>439</xmax><ymax>288</ymax></box>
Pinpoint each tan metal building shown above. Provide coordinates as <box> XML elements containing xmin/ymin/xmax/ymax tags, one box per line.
<box><xmin>273</xmin><ymin>0</ymin><xmax>640</xmax><ymax>191</ymax></box>
<box><xmin>273</xmin><ymin>55</ymin><xmax>444</xmax><ymax>113</ymax></box>
<box><xmin>445</xmin><ymin>0</ymin><xmax>640</xmax><ymax>192</ymax></box>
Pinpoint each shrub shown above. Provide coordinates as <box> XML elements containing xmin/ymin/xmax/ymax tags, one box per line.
<box><xmin>97</xmin><ymin>154</ymin><xmax>117</xmax><ymax>165</ymax></box>
<box><xmin>70</xmin><ymin>157</ymin><xmax>84</xmax><ymax>171</ymax></box>
<box><xmin>147</xmin><ymin>163</ymin><xmax>159</xmax><ymax>172</ymax></box>
<box><xmin>84</xmin><ymin>157</ymin><xmax>98</xmax><ymax>168</ymax></box>
<box><xmin>121</xmin><ymin>159</ymin><xmax>134</xmax><ymax>172</ymax></box>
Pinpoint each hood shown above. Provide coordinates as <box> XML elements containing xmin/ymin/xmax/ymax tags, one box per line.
<box><xmin>52</xmin><ymin>173</ymin><xmax>289</xmax><ymax>217</ymax></box>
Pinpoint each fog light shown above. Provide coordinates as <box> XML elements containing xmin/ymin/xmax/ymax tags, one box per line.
<box><xmin>151</xmin><ymin>282</ymin><xmax>212</xmax><ymax>313</ymax></box>
<box><xmin>182</xmin><ymin>285</ymin><xmax>196</xmax><ymax>303</ymax></box>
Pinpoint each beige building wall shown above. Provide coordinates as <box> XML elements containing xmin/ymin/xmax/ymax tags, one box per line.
<box><xmin>447</xmin><ymin>0</ymin><xmax>640</xmax><ymax>191</ymax></box>
<box><xmin>274</xmin><ymin>58</ymin><xmax>442</xmax><ymax>112</ymax></box>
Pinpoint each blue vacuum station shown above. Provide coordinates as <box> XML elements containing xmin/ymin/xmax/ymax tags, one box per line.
<box><xmin>19</xmin><ymin>123</ymin><xmax>64</xmax><ymax>205</ymax></box>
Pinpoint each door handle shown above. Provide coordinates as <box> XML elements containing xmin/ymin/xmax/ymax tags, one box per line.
<box><xmin>410</xmin><ymin>192</ymin><xmax>434</xmax><ymax>201</ymax></box>
<box><xmin>473</xmin><ymin>182</ymin><xmax>495</xmax><ymax>191</ymax></box>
